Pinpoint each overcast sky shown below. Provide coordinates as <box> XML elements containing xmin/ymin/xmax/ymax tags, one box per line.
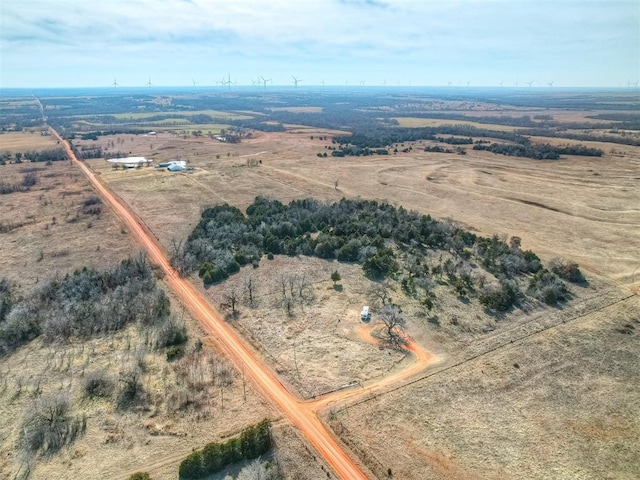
<box><xmin>1</xmin><ymin>0</ymin><xmax>638</xmax><ymax>88</ymax></box>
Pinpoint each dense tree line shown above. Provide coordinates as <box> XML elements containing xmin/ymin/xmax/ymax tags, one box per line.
<box><xmin>179</xmin><ymin>419</ymin><xmax>272</xmax><ymax>479</ymax></box>
<box><xmin>334</xmin><ymin>125</ymin><xmax>530</xmax><ymax>149</ymax></box>
<box><xmin>0</xmin><ymin>255</ymin><xmax>170</xmax><ymax>356</ymax></box>
<box><xmin>435</xmin><ymin>136</ymin><xmax>474</xmax><ymax>145</ymax></box>
<box><xmin>472</xmin><ymin>142</ymin><xmax>603</xmax><ymax>159</ymax></box>
<box><xmin>173</xmin><ymin>197</ymin><xmax>581</xmax><ymax>313</ymax></box>
<box><xmin>22</xmin><ymin>148</ymin><xmax>67</xmax><ymax>163</ymax></box>
<box><xmin>520</xmin><ymin>128</ymin><xmax>640</xmax><ymax>146</ymax></box>
<box><xmin>472</xmin><ymin>142</ymin><xmax>561</xmax><ymax>160</ymax></box>
<box><xmin>79</xmin><ymin>129</ymin><xmax>148</xmax><ymax>140</ymax></box>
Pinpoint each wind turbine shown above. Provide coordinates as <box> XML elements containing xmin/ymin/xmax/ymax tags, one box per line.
<box><xmin>146</xmin><ymin>77</ymin><xmax>152</xmax><ymax>88</ymax></box>
<box><xmin>447</xmin><ymin>80</ymin><xmax>452</xmax><ymax>86</ymax></box>
<box><xmin>259</xmin><ymin>76</ymin><xmax>272</xmax><ymax>90</ymax></box>
<box><xmin>192</xmin><ymin>78</ymin><xmax>198</xmax><ymax>87</ymax></box>
<box><xmin>526</xmin><ymin>80</ymin><xmax>534</xmax><ymax>88</ymax></box>
<box><xmin>222</xmin><ymin>73</ymin><xmax>235</xmax><ymax>91</ymax></box>
<box><xmin>466</xmin><ymin>80</ymin><xmax>471</xmax><ymax>87</ymax></box>
<box><xmin>321</xmin><ymin>79</ymin><xmax>325</xmax><ymax>87</ymax></box>
<box><xmin>547</xmin><ymin>81</ymin><xmax>554</xmax><ymax>87</ymax></box>
<box><xmin>359</xmin><ymin>80</ymin><xmax>366</xmax><ymax>86</ymax></box>
<box><xmin>112</xmin><ymin>77</ymin><xmax>119</xmax><ymax>88</ymax></box>
<box><xmin>292</xmin><ymin>75</ymin><xmax>302</xmax><ymax>89</ymax></box>
<box><xmin>499</xmin><ymin>81</ymin><xmax>503</xmax><ymax>87</ymax></box>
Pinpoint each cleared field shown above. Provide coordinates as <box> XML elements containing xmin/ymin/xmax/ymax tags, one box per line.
<box><xmin>330</xmin><ymin>294</ymin><xmax>640</xmax><ymax>479</ymax></box>
<box><xmin>270</xmin><ymin>106</ymin><xmax>324</xmax><ymax>113</ymax></box>
<box><xmin>393</xmin><ymin>116</ymin><xmax>525</xmax><ymax>131</ymax></box>
<box><xmin>0</xmin><ymin>161</ymin><xmax>135</xmax><ymax>290</ymax></box>
<box><xmin>111</xmin><ymin>109</ymin><xmax>253</xmax><ymax>120</ymax></box>
<box><xmin>202</xmin><ymin>256</ymin><xmax>404</xmax><ymax>399</ymax></box>
<box><xmin>74</xmin><ymin>120</ymin><xmax>230</xmax><ymax>133</ymax></box>
<box><xmin>0</xmin><ymin>132</ymin><xmax>59</xmax><ymax>151</ymax></box>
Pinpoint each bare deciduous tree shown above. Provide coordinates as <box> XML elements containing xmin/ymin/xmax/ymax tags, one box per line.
<box><xmin>296</xmin><ymin>272</ymin><xmax>314</xmax><ymax>304</ymax></box>
<box><xmin>369</xmin><ymin>280</ymin><xmax>393</xmax><ymax>308</ymax></box>
<box><xmin>20</xmin><ymin>393</ymin><xmax>87</xmax><ymax>456</ymax></box>
<box><xmin>379</xmin><ymin>305</ymin><xmax>406</xmax><ymax>348</ymax></box>
<box><xmin>222</xmin><ymin>285</ymin><xmax>240</xmax><ymax>316</ymax></box>
<box><xmin>243</xmin><ymin>276</ymin><xmax>257</xmax><ymax>307</ymax></box>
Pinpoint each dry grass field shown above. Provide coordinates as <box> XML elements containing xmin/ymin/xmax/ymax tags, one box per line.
<box><xmin>393</xmin><ymin>117</ymin><xmax>526</xmax><ymax>131</ymax></box>
<box><xmin>3</xmin><ymin>94</ymin><xmax>639</xmax><ymax>479</ymax></box>
<box><xmin>78</xmin><ymin>118</ymin><xmax>639</xmax><ymax>478</ymax></box>
<box><xmin>0</xmin><ymin>132</ymin><xmax>60</xmax><ymax>151</ymax></box>
<box><xmin>0</xmin><ymin>133</ymin><xmax>332</xmax><ymax>480</ymax></box>
<box><xmin>201</xmin><ymin>256</ymin><xmax>404</xmax><ymax>400</ymax></box>
<box><xmin>0</xmin><ymin>160</ymin><xmax>135</xmax><ymax>291</ymax></box>
<box><xmin>329</xmin><ymin>294</ymin><xmax>640</xmax><ymax>480</ymax></box>
<box><xmin>81</xmin><ymin>127</ymin><xmax>640</xmax><ymax>291</ymax></box>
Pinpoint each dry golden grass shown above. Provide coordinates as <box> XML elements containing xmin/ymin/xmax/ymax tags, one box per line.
<box><xmin>82</xmin><ymin>128</ymin><xmax>640</xmax><ymax>291</ymax></box>
<box><xmin>63</xmin><ymin>117</ymin><xmax>639</xmax><ymax>479</ymax></box>
<box><xmin>0</xmin><ymin>308</ymin><xmax>272</xmax><ymax>480</ymax></box>
<box><xmin>0</xmin><ymin>132</ymin><xmax>60</xmax><ymax>151</ymax></box>
<box><xmin>202</xmin><ymin>256</ymin><xmax>403</xmax><ymax>399</ymax></box>
<box><xmin>0</xmin><ymin>161</ymin><xmax>135</xmax><ymax>291</ymax></box>
<box><xmin>330</xmin><ymin>295</ymin><xmax>640</xmax><ymax>480</ymax></box>
<box><xmin>393</xmin><ymin>116</ymin><xmax>524</xmax><ymax>131</ymax></box>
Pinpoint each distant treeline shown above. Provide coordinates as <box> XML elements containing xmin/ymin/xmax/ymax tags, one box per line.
<box><xmin>519</xmin><ymin>128</ymin><xmax>640</xmax><ymax>146</ymax></box>
<box><xmin>332</xmin><ymin>125</ymin><xmax>603</xmax><ymax>159</ymax></box>
<box><xmin>472</xmin><ymin>142</ymin><xmax>603</xmax><ymax>160</ymax></box>
<box><xmin>22</xmin><ymin>148</ymin><xmax>67</xmax><ymax>163</ymax></box>
<box><xmin>79</xmin><ymin>129</ymin><xmax>148</xmax><ymax>140</ymax></box>
<box><xmin>334</xmin><ymin>125</ymin><xmax>528</xmax><ymax>148</ymax></box>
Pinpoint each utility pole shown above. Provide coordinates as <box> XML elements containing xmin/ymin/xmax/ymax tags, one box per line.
<box><xmin>293</xmin><ymin>342</ymin><xmax>301</xmax><ymax>380</ymax></box>
<box><xmin>242</xmin><ymin>362</ymin><xmax>246</xmax><ymax>403</ymax></box>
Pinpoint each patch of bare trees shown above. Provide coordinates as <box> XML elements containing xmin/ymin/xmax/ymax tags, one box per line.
<box><xmin>276</xmin><ymin>272</ymin><xmax>314</xmax><ymax>316</ymax></box>
<box><xmin>20</xmin><ymin>393</ymin><xmax>87</xmax><ymax>457</ymax></box>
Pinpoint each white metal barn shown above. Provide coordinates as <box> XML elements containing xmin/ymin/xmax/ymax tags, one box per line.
<box><xmin>106</xmin><ymin>156</ymin><xmax>151</xmax><ymax>168</ymax></box>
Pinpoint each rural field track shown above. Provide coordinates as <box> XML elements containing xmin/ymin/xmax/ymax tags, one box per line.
<box><xmin>49</xmin><ymin>125</ymin><xmax>438</xmax><ymax>479</ymax></box>
<box><xmin>343</xmin><ymin>291</ymin><xmax>637</xmax><ymax>409</ymax></box>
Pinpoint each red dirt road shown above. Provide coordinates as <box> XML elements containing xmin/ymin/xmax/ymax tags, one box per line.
<box><xmin>50</xmin><ymin>128</ymin><xmax>370</xmax><ymax>479</ymax></box>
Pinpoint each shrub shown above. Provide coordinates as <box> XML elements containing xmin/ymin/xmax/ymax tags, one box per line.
<box><xmin>166</xmin><ymin>345</ymin><xmax>185</xmax><ymax>361</ymax></box>
<box><xmin>479</xmin><ymin>279</ymin><xmax>520</xmax><ymax>311</ymax></box>
<box><xmin>199</xmin><ymin>262</ymin><xmax>227</xmax><ymax>285</ymax></box>
<box><xmin>83</xmin><ymin>370</ymin><xmax>114</xmax><ymax>398</ymax></box>
<box><xmin>20</xmin><ymin>393</ymin><xmax>86</xmax><ymax>457</ymax></box>
<box><xmin>128</xmin><ymin>473</ymin><xmax>152</xmax><ymax>480</ymax></box>
<box><xmin>549</xmin><ymin>258</ymin><xmax>585</xmax><ymax>283</ymax></box>
<box><xmin>156</xmin><ymin>317</ymin><xmax>188</xmax><ymax>348</ymax></box>
<box><xmin>116</xmin><ymin>368</ymin><xmax>144</xmax><ymax>409</ymax></box>
<box><xmin>528</xmin><ymin>270</ymin><xmax>568</xmax><ymax>304</ymax></box>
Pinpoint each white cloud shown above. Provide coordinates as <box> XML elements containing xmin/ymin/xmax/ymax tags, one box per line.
<box><xmin>1</xmin><ymin>0</ymin><xmax>638</xmax><ymax>87</ymax></box>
